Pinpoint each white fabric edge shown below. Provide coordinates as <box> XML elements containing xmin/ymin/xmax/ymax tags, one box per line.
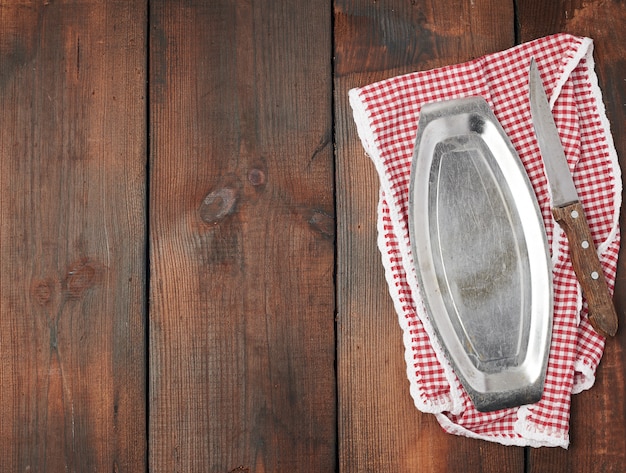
<box><xmin>514</xmin><ymin>406</ymin><xmax>570</xmax><ymax>448</ymax></box>
<box><xmin>435</xmin><ymin>412</ymin><xmax>569</xmax><ymax>449</ymax></box>
<box><xmin>375</xmin><ymin>193</ymin><xmax>453</xmax><ymax>414</ymax></box>
<box><xmin>582</xmin><ymin>42</ymin><xmax>623</xmax><ymax>252</ymax></box>
<box><xmin>348</xmin><ymin>88</ymin><xmax>378</xmax><ymax>164</ymax></box>
<box><xmin>572</xmin><ymin>358</ymin><xmax>596</xmax><ymax>394</ymax></box>
<box><xmin>349</xmin><ymin>87</ymin><xmax>466</xmax><ymax>415</ymax></box>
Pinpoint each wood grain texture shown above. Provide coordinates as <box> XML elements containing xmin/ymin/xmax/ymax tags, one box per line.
<box><xmin>334</xmin><ymin>0</ymin><xmax>524</xmax><ymax>471</ymax></box>
<box><xmin>517</xmin><ymin>0</ymin><xmax>626</xmax><ymax>471</ymax></box>
<box><xmin>0</xmin><ymin>0</ymin><xmax>624</xmax><ymax>471</ymax></box>
<box><xmin>148</xmin><ymin>1</ymin><xmax>335</xmax><ymax>471</ymax></box>
<box><xmin>0</xmin><ymin>1</ymin><xmax>147</xmax><ymax>471</ymax></box>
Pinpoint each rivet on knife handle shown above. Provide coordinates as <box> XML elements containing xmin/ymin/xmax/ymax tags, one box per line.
<box><xmin>552</xmin><ymin>202</ymin><xmax>618</xmax><ymax>337</ymax></box>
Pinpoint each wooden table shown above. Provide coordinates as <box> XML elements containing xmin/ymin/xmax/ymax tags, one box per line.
<box><xmin>1</xmin><ymin>1</ymin><xmax>625</xmax><ymax>471</ymax></box>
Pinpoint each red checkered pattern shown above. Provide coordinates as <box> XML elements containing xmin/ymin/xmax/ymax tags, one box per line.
<box><xmin>350</xmin><ymin>34</ymin><xmax>621</xmax><ymax>447</ymax></box>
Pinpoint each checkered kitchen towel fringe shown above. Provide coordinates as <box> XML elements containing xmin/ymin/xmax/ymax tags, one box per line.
<box><xmin>349</xmin><ymin>34</ymin><xmax>621</xmax><ymax>448</ymax></box>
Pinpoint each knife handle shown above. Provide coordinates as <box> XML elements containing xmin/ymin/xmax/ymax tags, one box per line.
<box><xmin>552</xmin><ymin>201</ymin><xmax>618</xmax><ymax>337</ymax></box>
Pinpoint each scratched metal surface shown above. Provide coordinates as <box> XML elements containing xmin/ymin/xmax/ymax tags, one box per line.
<box><xmin>409</xmin><ymin>97</ymin><xmax>553</xmax><ymax>412</ymax></box>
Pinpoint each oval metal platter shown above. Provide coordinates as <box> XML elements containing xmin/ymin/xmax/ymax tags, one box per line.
<box><xmin>408</xmin><ymin>96</ymin><xmax>553</xmax><ymax>412</ymax></box>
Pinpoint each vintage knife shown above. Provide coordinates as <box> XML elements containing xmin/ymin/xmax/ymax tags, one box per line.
<box><xmin>528</xmin><ymin>58</ymin><xmax>618</xmax><ymax>337</ymax></box>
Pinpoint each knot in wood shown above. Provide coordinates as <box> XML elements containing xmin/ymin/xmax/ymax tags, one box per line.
<box><xmin>65</xmin><ymin>259</ymin><xmax>101</xmax><ymax>299</ymax></box>
<box><xmin>309</xmin><ymin>210</ymin><xmax>335</xmax><ymax>239</ymax></box>
<box><xmin>247</xmin><ymin>168</ymin><xmax>266</xmax><ymax>187</ymax></box>
<box><xmin>32</xmin><ymin>280</ymin><xmax>54</xmax><ymax>306</ymax></box>
<box><xmin>199</xmin><ymin>187</ymin><xmax>238</xmax><ymax>224</ymax></box>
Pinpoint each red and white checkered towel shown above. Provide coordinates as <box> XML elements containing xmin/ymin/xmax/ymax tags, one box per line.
<box><xmin>349</xmin><ymin>34</ymin><xmax>621</xmax><ymax>448</ymax></box>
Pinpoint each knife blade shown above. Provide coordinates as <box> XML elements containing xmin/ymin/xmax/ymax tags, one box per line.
<box><xmin>528</xmin><ymin>58</ymin><xmax>618</xmax><ymax>337</ymax></box>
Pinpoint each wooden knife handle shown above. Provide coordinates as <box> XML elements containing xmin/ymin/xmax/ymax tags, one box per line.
<box><xmin>552</xmin><ymin>201</ymin><xmax>618</xmax><ymax>337</ymax></box>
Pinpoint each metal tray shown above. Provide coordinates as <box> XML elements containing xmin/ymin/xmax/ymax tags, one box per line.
<box><xmin>408</xmin><ymin>97</ymin><xmax>553</xmax><ymax>412</ymax></box>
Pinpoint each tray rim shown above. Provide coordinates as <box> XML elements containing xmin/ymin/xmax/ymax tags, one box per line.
<box><xmin>408</xmin><ymin>96</ymin><xmax>553</xmax><ymax>412</ymax></box>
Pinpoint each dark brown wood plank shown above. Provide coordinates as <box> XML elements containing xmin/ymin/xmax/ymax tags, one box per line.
<box><xmin>0</xmin><ymin>1</ymin><xmax>147</xmax><ymax>471</ymax></box>
<box><xmin>149</xmin><ymin>1</ymin><xmax>335</xmax><ymax>471</ymax></box>
<box><xmin>517</xmin><ymin>1</ymin><xmax>626</xmax><ymax>471</ymax></box>
<box><xmin>334</xmin><ymin>0</ymin><xmax>525</xmax><ymax>471</ymax></box>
